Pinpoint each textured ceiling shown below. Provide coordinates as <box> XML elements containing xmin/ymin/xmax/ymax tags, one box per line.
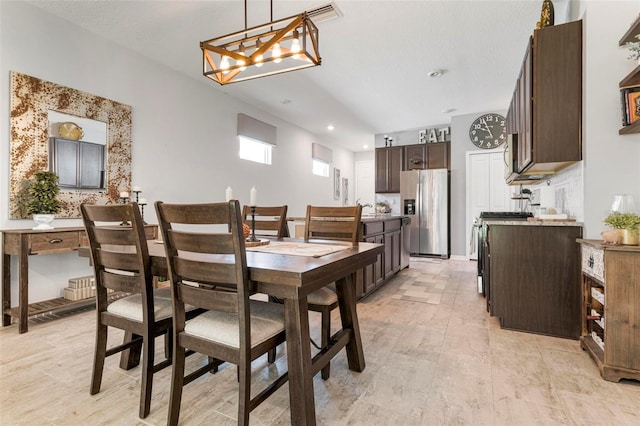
<box><xmin>28</xmin><ymin>0</ymin><xmax>567</xmax><ymax>152</ymax></box>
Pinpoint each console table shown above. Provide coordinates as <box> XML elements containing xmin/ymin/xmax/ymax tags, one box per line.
<box><xmin>1</xmin><ymin>225</ymin><xmax>157</xmax><ymax>333</ymax></box>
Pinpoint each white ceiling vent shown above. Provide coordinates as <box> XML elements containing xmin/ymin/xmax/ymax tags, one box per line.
<box><xmin>306</xmin><ymin>2</ymin><xmax>342</xmax><ymax>23</ymax></box>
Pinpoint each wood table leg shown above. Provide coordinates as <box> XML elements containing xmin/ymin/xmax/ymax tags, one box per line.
<box><xmin>2</xmin><ymin>250</ymin><xmax>11</xmax><ymax>327</ymax></box>
<box><xmin>119</xmin><ymin>331</ymin><xmax>142</xmax><ymax>370</ymax></box>
<box><xmin>18</xmin><ymin>235</ymin><xmax>29</xmax><ymax>334</ymax></box>
<box><xmin>334</xmin><ymin>272</ymin><xmax>365</xmax><ymax>372</ymax></box>
<box><xmin>283</xmin><ymin>297</ymin><xmax>316</xmax><ymax>425</ymax></box>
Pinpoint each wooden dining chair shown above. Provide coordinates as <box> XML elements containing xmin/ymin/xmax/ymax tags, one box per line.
<box><xmin>241</xmin><ymin>205</ymin><xmax>289</xmax><ymax>239</ymax></box>
<box><xmin>304</xmin><ymin>204</ymin><xmax>362</xmax><ymax>380</ymax></box>
<box><xmin>81</xmin><ymin>202</ymin><xmax>176</xmax><ymax>419</ymax></box>
<box><xmin>155</xmin><ymin>200</ymin><xmax>288</xmax><ymax>426</ymax></box>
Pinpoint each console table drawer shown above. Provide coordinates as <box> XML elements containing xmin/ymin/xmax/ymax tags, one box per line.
<box><xmin>581</xmin><ymin>244</ymin><xmax>604</xmax><ymax>282</ymax></box>
<box><xmin>30</xmin><ymin>232</ymin><xmax>80</xmax><ymax>254</ymax></box>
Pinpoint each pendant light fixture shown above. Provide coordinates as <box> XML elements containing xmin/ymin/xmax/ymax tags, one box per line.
<box><xmin>200</xmin><ymin>0</ymin><xmax>321</xmax><ymax>85</ymax></box>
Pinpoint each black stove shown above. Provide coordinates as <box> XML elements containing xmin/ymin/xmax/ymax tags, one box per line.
<box><xmin>479</xmin><ymin>211</ymin><xmax>533</xmax><ymax>219</ymax></box>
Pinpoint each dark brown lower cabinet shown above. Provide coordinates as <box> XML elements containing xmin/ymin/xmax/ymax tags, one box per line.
<box><xmin>359</xmin><ymin>217</ymin><xmax>406</xmax><ymax>298</ymax></box>
<box><xmin>488</xmin><ymin>224</ymin><xmax>583</xmax><ymax>339</ymax></box>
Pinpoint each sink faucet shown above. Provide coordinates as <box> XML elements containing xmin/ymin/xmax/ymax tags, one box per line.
<box><xmin>355</xmin><ymin>198</ymin><xmax>373</xmax><ymax>208</ymax></box>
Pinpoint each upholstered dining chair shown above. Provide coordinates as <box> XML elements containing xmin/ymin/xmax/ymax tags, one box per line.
<box><xmin>304</xmin><ymin>205</ymin><xmax>362</xmax><ymax>380</ymax></box>
<box><xmin>81</xmin><ymin>202</ymin><xmax>177</xmax><ymax>419</ymax></box>
<box><xmin>241</xmin><ymin>205</ymin><xmax>289</xmax><ymax>239</ymax></box>
<box><xmin>155</xmin><ymin>200</ymin><xmax>288</xmax><ymax>426</ymax></box>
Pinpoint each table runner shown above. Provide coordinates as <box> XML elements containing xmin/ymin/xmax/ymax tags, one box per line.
<box><xmin>245</xmin><ymin>241</ymin><xmax>351</xmax><ymax>257</ymax></box>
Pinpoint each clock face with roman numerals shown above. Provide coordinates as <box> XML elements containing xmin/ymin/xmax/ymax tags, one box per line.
<box><xmin>469</xmin><ymin>113</ymin><xmax>506</xmax><ymax>149</ymax></box>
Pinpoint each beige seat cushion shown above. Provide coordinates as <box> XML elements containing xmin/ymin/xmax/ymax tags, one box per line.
<box><xmin>107</xmin><ymin>288</ymin><xmax>195</xmax><ymax>322</ymax></box>
<box><xmin>307</xmin><ymin>287</ymin><xmax>338</xmax><ymax>306</ymax></box>
<box><xmin>184</xmin><ymin>300</ymin><xmax>285</xmax><ymax>348</ymax></box>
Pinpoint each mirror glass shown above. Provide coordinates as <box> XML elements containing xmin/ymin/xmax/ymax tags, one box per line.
<box><xmin>48</xmin><ymin>111</ymin><xmax>108</xmax><ymax>190</ymax></box>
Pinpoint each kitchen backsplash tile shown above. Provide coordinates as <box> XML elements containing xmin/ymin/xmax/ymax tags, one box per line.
<box><xmin>532</xmin><ymin>162</ymin><xmax>584</xmax><ymax>221</ymax></box>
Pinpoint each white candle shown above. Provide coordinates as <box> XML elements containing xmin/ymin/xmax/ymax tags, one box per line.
<box><xmin>225</xmin><ymin>186</ymin><xmax>233</xmax><ymax>202</ymax></box>
<box><xmin>250</xmin><ymin>186</ymin><xmax>257</xmax><ymax>206</ymax></box>
<box><xmin>120</xmin><ymin>191</ymin><xmax>129</xmax><ymax>198</ymax></box>
<box><xmin>138</xmin><ymin>198</ymin><xmax>147</xmax><ymax>205</ymax></box>
<box><xmin>132</xmin><ymin>186</ymin><xmax>142</xmax><ymax>192</ymax></box>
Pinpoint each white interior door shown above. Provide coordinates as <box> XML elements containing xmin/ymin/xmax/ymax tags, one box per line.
<box><xmin>355</xmin><ymin>160</ymin><xmax>375</xmax><ymax>215</ymax></box>
<box><xmin>465</xmin><ymin>150</ymin><xmax>513</xmax><ymax>260</ymax></box>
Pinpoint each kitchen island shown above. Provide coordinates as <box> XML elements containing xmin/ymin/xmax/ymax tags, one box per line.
<box><xmin>288</xmin><ymin>214</ymin><xmax>411</xmax><ymax>299</ymax></box>
<box><xmin>484</xmin><ymin>220</ymin><xmax>583</xmax><ymax>339</ymax></box>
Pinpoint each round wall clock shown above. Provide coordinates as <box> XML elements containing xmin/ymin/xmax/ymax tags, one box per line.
<box><xmin>469</xmin><ymin>113</ymin><xmax>506</xmax><ymax>149</ymax></box>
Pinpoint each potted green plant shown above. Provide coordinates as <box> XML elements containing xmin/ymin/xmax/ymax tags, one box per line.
<box><xmin>626</xmin><ymin>34</ymin><xmax>640</xmax><ymax>63</ymax></box>
<box><xmin>604</xmin><ymin>211</ymin><xmax>640</xmax><ymax>245</ymax></box>
<box><xmin>26</xmin><ymin>171</ymin><xmax>61</xmax><ymax>230</ymax></box>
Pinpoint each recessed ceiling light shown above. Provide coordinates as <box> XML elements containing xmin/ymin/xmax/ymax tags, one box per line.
<box><xmin>427</xmin><ymin>69</ymin><xmax>445</xmax><ymax>78</ymax></box>
<box><xmin>327</xmin><ymin>124</ymin><xmax>335</xmax><ymax>131</ymax></box>
<box><xmin>280</xmin><ymin>98</ymin><xmax>292</xmax><ymax>104</ymax></box>
<box><xmin>363</xmin><ymin>144</ymin><xmax>369</xmax><ymax>149</ymax></box>
<box><xmin>441</xmin><ymin>108</ymin><xmax>456</xmax><ymax>113</ymax></box>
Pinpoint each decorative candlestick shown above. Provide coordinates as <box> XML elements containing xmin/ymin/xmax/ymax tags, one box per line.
<box><xmin>247</xmin><ymin>206</ymin><xmax>258</xmax><ymax>242</ymax></box>
<box><xmin>118</xmin><ymin>193</ymin><xmax>130</xmax><ymax>225</ymax></box>
<box><xmin>132</xmin><ymin>187</ymin><xmax>142</xmax><ymax>203</ymax></box>
<box><xmin>138</xmin><ymin>198</ymin><xmax>148</xmax><ymax>225</ymax></box>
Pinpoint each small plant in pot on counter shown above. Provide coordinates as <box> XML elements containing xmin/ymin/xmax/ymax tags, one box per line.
<box><xmin>603</xmin><ymin>211</ymin><xmax>640</xmax><ymax>245</ymax></box>
<box><xmin>26</xmin><ymin>171</ymin><xmax>61</xmax><ymax>230</ymax></box>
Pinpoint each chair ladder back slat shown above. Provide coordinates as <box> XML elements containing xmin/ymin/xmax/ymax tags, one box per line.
<box><xmin>174</xmin><ymin>257</ymin><xmax>238</xmax><ymax>287</ymax></box>
<box><xmin>177</xmin><ymin>283</ymin><xmax>239</xmax><ymax>313</ymax></box>
<box><xmin>92</xmin><ymin>227</ymin><xmax>138</xmax><ymax>246</ymax></box>
<box><xmin>159</xmin><ymin>203</ymin><xmax>231</xmax><ymax>225</ymax></box>
<box><xmin>168</xmin><ymin>230</ymin><xmax>235</xmax><ymax>254</ymax></box>
<box><xmin>101</xmin><ymin>270</ymin><xmax>142</xmax><ymax>294</ymax></box>
<box><xmin>97</xmin><ymin>250</ymin><xmax>142</xmax><ymax>273</ymax></box>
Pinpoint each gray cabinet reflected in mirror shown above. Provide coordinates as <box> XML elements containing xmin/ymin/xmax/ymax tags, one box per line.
<box><xmin>50</xmin><ymin>138</ymin><xmax>105</xmax><ymax>189</ymax></box>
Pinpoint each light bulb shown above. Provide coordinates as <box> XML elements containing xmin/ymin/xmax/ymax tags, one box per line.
<box><xmin>254</xmin><ymin>39</ymin><xmax>264</xmax><ymax>67</ymax></box>
<box><xmin>237</xmin><ymin>44</ymin><xmax>247</xmax><ymax>71</ymax></box>
<box><xmin>220</xmin><ymin>55</ymin><xmax>230</xmax><ymax>74</ymax></box>
<box><xmin>291</xmin><ymin>30</ymin><xmax>301</xmax><ymax>59</ymax></box>
<box><xmin>272</xmin><ymin>42</ymin><xmax>282</xmax><ymax>63</ymax></box>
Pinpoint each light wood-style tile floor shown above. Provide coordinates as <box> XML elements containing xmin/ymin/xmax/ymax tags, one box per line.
<box><xmin>1</xmin><ymin>258</ymin><xmax>639</xmax><ymax>425</ymax></box>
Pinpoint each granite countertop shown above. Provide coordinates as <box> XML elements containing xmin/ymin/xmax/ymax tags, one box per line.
<box><xmin>484</xmin><ymin>219</ymin><xmax>583</xmax><ymax>227</ymax></box>
<box><xmin>288</xmin><ymin>214</ymin><xmax>409</xmax><ymax>222</ymax></box>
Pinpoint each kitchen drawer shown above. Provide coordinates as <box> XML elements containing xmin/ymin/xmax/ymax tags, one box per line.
<box><xmin>362</xmin><ymin>221</ymin><xmax>383</xmax><ymax>236</ymax></box>
<box><xmin>29</xmin><ymin>231</ymin><xmax>80</xmax><ymax>254</ymax></box>
<box><xmin>581</xmin><ymin>244</ymin><xmax>604</xmax><ymax>282</ymax></box>
<box><xmin>384</xmin><ymin>219</ymin><xmax>401</xmax><ymax>232</ymax></box>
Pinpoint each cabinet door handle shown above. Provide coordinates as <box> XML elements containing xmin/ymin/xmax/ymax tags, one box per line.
<box><xmin>49</xmin><ymin>238</ymin><xmax>63</xmax><ymax>244</ymax></box>
<box><xmin>588</xmin><ymin>254</ymin><xmax>594</xmax><ymax>268</ymax></box>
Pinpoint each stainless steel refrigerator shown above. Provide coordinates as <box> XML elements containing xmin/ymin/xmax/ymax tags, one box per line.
<box><xmin>400</xmin><ymin>169</ymin><xmax>450</xmax><ymax>258</ymax></box>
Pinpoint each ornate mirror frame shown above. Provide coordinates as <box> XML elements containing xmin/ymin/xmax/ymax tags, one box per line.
<box><xmin>9</xmin><ymin>71</ymin><xmax>131</xmax><ymax>219</ymax></box>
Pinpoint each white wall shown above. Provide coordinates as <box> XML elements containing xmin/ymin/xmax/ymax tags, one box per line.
<box><xmin>0</xmin><ymin>1</ymin><xmax>354</xmax><ymax>304</ymax></box>
<box><xmin>577</xmin><ymin>0</ymin><xmax>640</xmax><ymax>238</ymax></box>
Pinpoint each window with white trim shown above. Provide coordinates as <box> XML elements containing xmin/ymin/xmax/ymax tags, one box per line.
<box><xmin>239</xmin><ymin>136</ymin><xmax>272</xmax><ymax>165</ymax></box>
<box><xmin>312</xmin><ymin>159</ymin><xmax>330</xmax><ymax>177</ymax></box>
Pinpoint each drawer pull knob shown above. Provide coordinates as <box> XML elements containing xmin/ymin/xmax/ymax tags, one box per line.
<box><xmin>49</xmin><ymin>238</ymin><xmax>63</xmax><ymax>244</ymax></box>
<box><xmin>588</xmin><ymin>254</ymin><xmax>594</xmax><ymax>268</ymax></box>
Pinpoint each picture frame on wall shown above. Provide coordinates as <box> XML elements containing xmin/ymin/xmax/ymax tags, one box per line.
<box><xmin>334</xmin><ymin>167</ymin><xmax>341</xmax><ymax>199</ymax></box>
<box><xmin>342</xmin><ymin>178</ymin><xmax>349</xmax><ymax>206</ymax></box>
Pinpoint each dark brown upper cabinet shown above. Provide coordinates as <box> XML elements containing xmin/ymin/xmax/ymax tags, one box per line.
<box><xmin>404</xmin><ymin>144</ymin><xmax>426</xmax><ymax>170</ymax></box>
<box><xmin>506</xmin><ymin>20</ymin><xmax>582</xmax><ymax>182</ymax></box>
<box><xmin>426</xmin><ymin>142</ymin><xmax>450</xmax><ymax>170</ymax></box>
<box><xmin>375</xmin><ymin>146</ymin><xmax>403</xmax><ymax>193</ymax></box>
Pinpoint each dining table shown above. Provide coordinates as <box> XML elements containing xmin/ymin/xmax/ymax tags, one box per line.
<box><xmin>84</xmin><ymin>237</ymin><xmax>383</xmax><ymax>425</ymax></box>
